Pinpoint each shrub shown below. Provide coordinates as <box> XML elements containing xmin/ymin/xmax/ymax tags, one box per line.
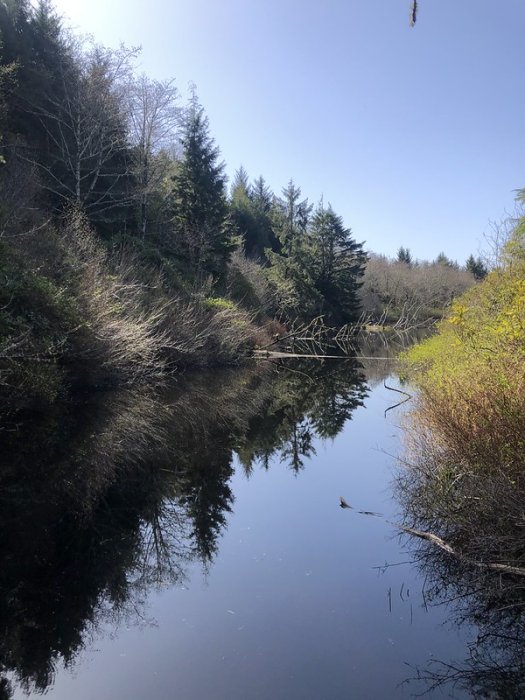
<box><xmin>399</xmin><ymin>218</ymin><xmax>525</xmax><ymax>589</ymax></box>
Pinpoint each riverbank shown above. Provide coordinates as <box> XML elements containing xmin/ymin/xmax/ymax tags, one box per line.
<box><xmin>0</xmin><ymin>211</ymin><xmax>279</xmax><ymax>417</ymax></box>
<box><xmin>397</xmin><ymin>214</ymin><xmax>525</xmax><ymax>692</ymax></box>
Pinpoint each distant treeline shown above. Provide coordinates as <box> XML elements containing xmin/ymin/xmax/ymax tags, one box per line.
<box><xmin>359</xmin><ymin>248</ymin><xmax>486</xmax><ymax>327</ymax></box>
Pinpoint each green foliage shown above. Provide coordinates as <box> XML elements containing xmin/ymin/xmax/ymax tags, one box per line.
<box><xmin>202</xmin><ymin>296</ymin><xmax>236</xmax><ymax>312</ymax></box>
<box><xmin>171</xmin><ymin>95</ymin><xmax>236</xmax><ymax>277</ymax></box>
<box><xmin>306</xmin><ymin>203</ymin><xmax>367</xmax><ymax>323</ymax></box>
<box><xmin>435</xmin><ymin>251</ymin><xmax>458</xmax><ymax>268</ymax></box>
<box><xmin>267</xmin><ymin>194</ymin><xmax>366</xmax><ymax>323</ymax></box>
<box><xmin>229</xmin><ymin>169</ymin><xmax>277</xmax><ymax>259</ymax></box>
<box><xmin>396</xmin><ymin>246</ymin><xmax>412</xmax><ymax>265</ymax></box>
<box><xmin>402</xmin><ymin>215</ymin><xmax>525</xmax><ymax>474</ymax></box>
<box><xmin>465</xmin><ymin>254</ymin><xmax>487</xmax><ymax>280</ymax></box>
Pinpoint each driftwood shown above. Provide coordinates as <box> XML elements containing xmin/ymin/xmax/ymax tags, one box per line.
<box><xmin>339</xmin><ymin>498</ymin><xmax>525</xmax><ymax>578</ymax></box>
<box><xmin>391</xmin><ymin>522</ymin><xmax>525</xmax><ymax>578</ymax></box>
<box><xmin>252</xmin><ymin>350</ymin><xmax>393</xmax><ymax>361</ymax></box>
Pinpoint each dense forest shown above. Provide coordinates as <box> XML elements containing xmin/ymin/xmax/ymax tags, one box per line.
<box><xmin>0</xmin><ymin>0</ymin><xmax>480</xmax><ymax>415</ymax></box>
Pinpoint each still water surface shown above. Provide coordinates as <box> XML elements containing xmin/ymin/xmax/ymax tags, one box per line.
<box><xmin>3</xmin><ymin>356</ymin><xmax>478</xmax><ymax>699</ymax></box>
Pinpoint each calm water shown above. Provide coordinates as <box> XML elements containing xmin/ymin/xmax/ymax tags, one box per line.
<box><xmin>1</xmin><ymin>355</ymin><xmax>484</xmax><ymax>699</ymax></box>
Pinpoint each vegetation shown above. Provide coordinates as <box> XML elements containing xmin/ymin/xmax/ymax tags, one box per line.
<box><xmin>397</xmin><ymin>199</ymin><xmax>525</xmax><ymax>695</ymax></box>
<box><xmin>402</xmin><ymin>203</ymin><xmax>525</xmax><ymax>471</ymax></box>
<box><xmin>359</xmin><ymin>251</ymin><xmax>477</xmax><ymax>327</ymax></box>
<box><xmin>0</xmin><ymin>0</ymin><xmax>372</xmax><ymax>414</ymax></box>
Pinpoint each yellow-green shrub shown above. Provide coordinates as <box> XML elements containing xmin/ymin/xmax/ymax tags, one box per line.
<box><xmin>401</xmin><ymin>224</ymin><xmax>525</xmax><ymax>475</ymax></box>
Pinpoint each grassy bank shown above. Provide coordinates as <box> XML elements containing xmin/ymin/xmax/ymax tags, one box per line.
<box><xmin>399</xmin><ymin>207</ymin><xmax>525</xmax><ymax>585</ymax></box>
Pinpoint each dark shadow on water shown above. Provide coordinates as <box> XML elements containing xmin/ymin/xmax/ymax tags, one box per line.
<box><xmin>0</xmin><ymin>358</ymin><xmax>368</xmax><ymax>696</ymax></box>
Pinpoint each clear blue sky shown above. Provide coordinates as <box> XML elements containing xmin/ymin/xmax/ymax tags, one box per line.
<box><xmin>53</xmin><ymin>0</ymin><xmax>525</xmax><ymax>263</ymax></box>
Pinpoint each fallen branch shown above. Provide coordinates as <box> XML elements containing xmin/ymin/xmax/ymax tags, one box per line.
<box><xmin>383</xmin><ymin>380</ymin><xmax>412</xmax><ymax>416</ymax></box>
<box><xmin>391</xmin><ymin>522</ymin><xmax>525</xmax><ymax>578</ymax></box>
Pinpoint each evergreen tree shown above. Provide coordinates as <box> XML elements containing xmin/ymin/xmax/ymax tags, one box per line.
<box><xmin>397</xmin><ymin>246</ymin><xmax>412</xmax><ymax>265</ymax></box>
<box><xmin>230</xmin><ymin>166</ymin><xmax>256</xmax><ymax>253</ymax></box>
<box><xmin>171</xmin><ymin>95</ymin><xmax>235</xmax><ymax>276</ymax></box>
<box><xmin>465</xmin><ymin>254</ymin><xmax>488</xmax><ymax>280</ymax></box>
<box><xmin>307</xmin><ymin>203</ymin><xmax>367</xmax><ymax>323</ymax></box>
<box><xmin>229</xmin><ymin>169</ymin><xmax>276</xmax><ymax>259</ymax></box>
<box><xmin>266</xmin><ymin>180</ymin><xmax>316</xmax><ymax>317</ymax></box>
<box><xmin>250</xmin><ymin>175</ymin><xmax>278</xmax><ymax>255</ymax></box>
<box><xmin>272</xmin><ymin>179</ymin><xmax>312</xmax><ymax>257</ymax></box>
<box><xmin>435</xmin><ymin>252</ymin><xmax>458</xmax><ymax>268</ymax></box>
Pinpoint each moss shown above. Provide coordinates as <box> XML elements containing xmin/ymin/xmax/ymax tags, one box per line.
<box><xmin>202</xmin><ymin>296</ymin><xmax>237</xmax><ymax>312</ymax></box>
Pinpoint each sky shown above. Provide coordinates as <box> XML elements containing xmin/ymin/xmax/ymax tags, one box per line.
<box><xmin>51</xmin><ymin>0</ymin><xmax>525</xmax><ymax>263</ymax></box>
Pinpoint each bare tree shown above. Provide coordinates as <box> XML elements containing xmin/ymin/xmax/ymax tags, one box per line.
<box><xmin>20</xmin><ymin>41</ymin><xmax>139</xmax><ymax>219</ymax></box>
<box><xmin>359</xmin><ymin>253</ymin><xmax>476</xmax><ymax>326</ymax></box>
<box><xmin>126</xmin><ymin>75</ymin><xmax>180</xmax><ymax>238</ymax></box>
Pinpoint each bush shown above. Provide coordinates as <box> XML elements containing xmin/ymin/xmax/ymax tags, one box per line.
<box><xmin>399</xmin><ymin>218</ymin><xmax>525</xmax><ymax>590</ymax></box>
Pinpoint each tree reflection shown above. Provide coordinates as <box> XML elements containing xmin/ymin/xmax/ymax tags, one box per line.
<box><xmin>0</xmin><ymin>359</ymin><xmax>367</xmax><ymax>695</ymax></box>
<box><xmin>237</xmin><ymin>359</ymin><xmax>367</xmax><ymax>473</ymax></box>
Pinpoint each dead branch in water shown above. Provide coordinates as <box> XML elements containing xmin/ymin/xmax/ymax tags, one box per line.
<box><xmin>391</xmin><ymin>522</ymin><xmax>525</xmax><ymax>578</ymax></box>
<box><xmin>383</xmin><ymin>380</ymin><xmax>412</xmax><ymax>416</ymax></box>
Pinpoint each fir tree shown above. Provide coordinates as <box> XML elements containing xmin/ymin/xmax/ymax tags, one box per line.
<box><xmin>465</xmin><ymin>254</ymin><xmax>488</xmax><ymax>280</ymax></box>
<box><xmin>229</xmin><ymin>169</ymin><xmax>277</xmax><ymax>259</ymax></box>
<box><xmin>171</xmin><ymin>94</ymin><xmax>235</xmax><ymax>276</ymax></box>
<box><xmin>397</xmin><ymin>246</ymin><xmax>412</xmax><ymax>265</ymax></box>
<box><xmin>307</xmin><ymin>202</ymin><xmax>367</xmax><ymax>323</ymax></box>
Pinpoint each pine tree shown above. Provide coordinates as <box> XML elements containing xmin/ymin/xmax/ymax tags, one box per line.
<box><xmin>307</xmin><ymin>203</ymin><xmax>367</xmax><ymax>323</ymax></box>
<box><xmin>266</xmin><ymin>181</ymin><xmax>316</xmax><ymax>317</ymax></box>
<box><xmin>272</xmin><ymin>180</ymin><xmax>312</xmax><ymax>257</ymax></box>
<box><xmin>229</xmin><ymin>169</ymin><xmax>277</xmax><ymax>258</ymax></box>
<box><xmin>435</xmin><ymin>252</ymin><xmax>458</xmax><ymax>269</ymax></box>
<box><xmin>171</xmin><ymin>95</ymin><xmax>235</xmax><ymax>276</ymax></box>
<box><xmin>465</xmin><ymin>254</ymin><xmax>488</xmax><ymax>280</ymax></box>
<box><xmin>230</xmin><ymin>166</ymin><xmax>255</xmax><ymax>253</ymax></box>
<box><xmin>397</xmin><ymin>246</ymin><xmax>412</xmax><ymax>265</ymax></box>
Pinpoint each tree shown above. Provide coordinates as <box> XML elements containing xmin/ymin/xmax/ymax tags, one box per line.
<box><xmin>435</xmin><ymin>252</ymin><xmax>458</xmax><ymax>268</ymax></box>
<box><xmin>306</xmin><ymin>202</ymin><xmax>367</xmax><ymax>323</ymax></box>
<box><xmin>126</xmin><ymin>75</ymin><xmax>179</xmax><ymax>238</ymax></box>
<box><xmin>249</xmin><ymin>175</ymin><xmax>278</xmax><ymax>255</ymax></box>
<box><xmin>17</xmin><ymin>37</ymin><xmax>138</xmax><ymax>226</ymax></box>
<box><xmin>229</xmin><ymin>168</ymin><xmax>277</xmax><ymax>259</ymax></box>
<box><xmin>397</xmin><ymin>246</ymin><xmax>412</xmax><ymax>265</ymax></box>
<box><xmin>229</xmin><ymin>166</ymin><xmax>255</xmax><ymax>252</ymax></box>
<box><xmin>266</xmin><ymin>180</ymin><xmax>315</xmax><ymax>317</ymax></box>
<box><xmin>465</xmin><ymin>254</ymin><xmax>488</xmax><ymax>281</ymax></box>
<box><xmin>171</xmin><ymin>94</ymin><xmax>235</xmax><ymax>276</ymax></box>
<box><xmin>272</xmin><ymin>179</ymin><xmax>312</xmax><ymax>257</ymax></box>
<box><xmin>266</xmin><ymin>193</ymin><xmax>366</xmax><ymax>323</ymax></box>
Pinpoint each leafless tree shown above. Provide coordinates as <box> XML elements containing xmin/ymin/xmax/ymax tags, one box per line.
<box><xmin>20</xmin><ymin>41</ymin><xmax>139</xmax><ymax>218</ymax></box>
<box><xmin>359</xmin><ymin>253</ymin><xmax>476</xmax><ymax>325</ymax></box>
<box><xmin>126</xmin><ymin>75</ymin><xmax>180</xmax><ymax>238</ymax></box>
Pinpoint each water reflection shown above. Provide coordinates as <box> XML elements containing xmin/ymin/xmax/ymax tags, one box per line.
<box><xmin>396</xmin><ymin>436</ymin><xmax>525</xmax><ymax>698</ymax></box>
<box><xmin>0</xmin><ymin>358</ymin><xmax>367</xmax><ymax>697</ymax></box>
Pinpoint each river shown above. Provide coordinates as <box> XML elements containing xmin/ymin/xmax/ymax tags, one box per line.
<box><xmin>1</xmin><ymin>351</ymin><xmax>486</xmax><ymax>699</ymax></box>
